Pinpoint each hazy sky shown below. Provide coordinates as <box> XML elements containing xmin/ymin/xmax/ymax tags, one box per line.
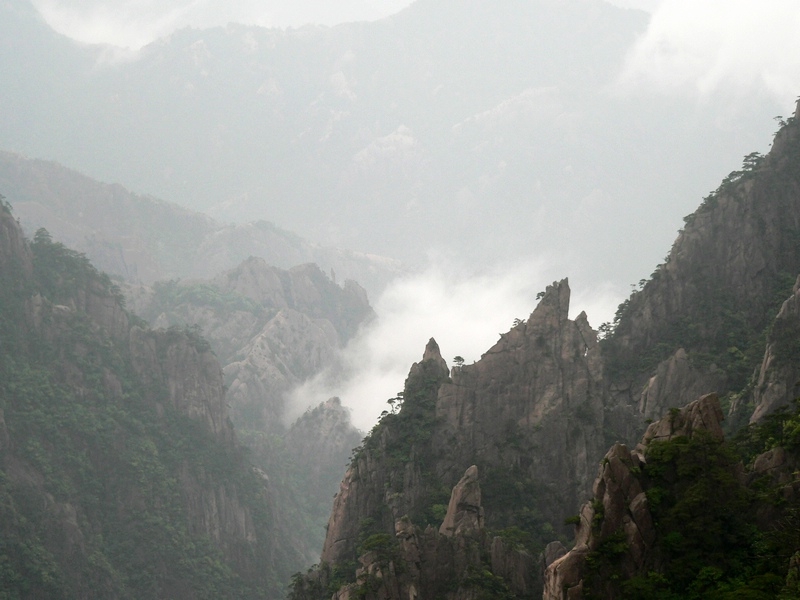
<box><xmin>30</xmin><ymin>0</ymin><xmax>800</xmax><ymax>108</ymax></box>
<box><xmin>20</xmin><ymin>0</ymin><xmax>800</xmax><ymax>430</ymax></box>
<box><xmin>33</xmin><ymin>0</ymin><xmax>661</xmax><ymax>49</ymax></box>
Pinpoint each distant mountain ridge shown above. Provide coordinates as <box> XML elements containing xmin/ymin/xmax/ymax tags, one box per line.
<box><xmin>0</xmin><ymin>0</ymin><xmax>783</xmax><ymax>288</ymax></box>
<box><xmin>0</xmin><ymin>151</ymin><xmax>403</xmax><ymax>295</ymax></box>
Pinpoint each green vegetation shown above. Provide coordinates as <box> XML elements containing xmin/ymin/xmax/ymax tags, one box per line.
<box><xmin>151</xmin><ymin>279</ymin><xmax>262</xmax><ymax>315</ymax></box>
<box><xmin>0</xmin><ymin>219</ymin><xmax>289</xmax><ymax>597</ymax></box>
<box><xmin>482</xmin><ymin>466</ymin><xmax>556</xmax><ymax>555</ymax></box>
<box><xmin>583</xmin><ymin>405</ymin><xmax>800</xmax><ymax>599</ymax></box>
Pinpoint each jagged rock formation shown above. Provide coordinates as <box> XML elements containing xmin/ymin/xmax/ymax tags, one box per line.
<box><xmin>545</xmin><ymin>392</ymin><xmax>800</xmax><ymax>598</ymax></box>
<box><xmin>320</xmin><ymin>337</ymin><xmax>453</xmax><ymax>566</ymax></box>
<box><xmin>291</xmin><ymin>466</ymin><xmax>537</xmax><ymax>600</ymax></box>
<box><xmin>434</xmin><ymin>279</ymin><xmax>627</xmax><ymax>524</ymax></box>
<box><xmin>0</xmin><ymin>206</ymin><xmax>302</xmax><ymax>597</ymax></box>
<box><xmin>543</xmin><ymin>394</ymin><xmax>721</xmax><ymax>598</ymax></box>
<box><xmin>126</xmin><ymin>257</ymin><xmax>375</xmax><ymax>431</ymax></box>
<box><xmin>302</xmin><ymin>280</ymin><xmax>639</xmax><ymax>600</ymax></box>
<box><xmin>751</xmin><ymin>274</ymin><xmax>800</xmax><ymax>422</ymax></box>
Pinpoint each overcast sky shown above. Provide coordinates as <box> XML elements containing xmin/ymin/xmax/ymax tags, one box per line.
<box><xmin>21</xmin><ymin>0</ymin><xmax>800</xmax><ymax>430</ymax></box>
<box><xmin>29</xmin><ymin>0</ymin><xmax>800</xmax><ymax>108</ymax></box>
<box><xmin>33</xmin><ymin>0</ymin><xmax>659</xmax><ymax>49</ymax></box>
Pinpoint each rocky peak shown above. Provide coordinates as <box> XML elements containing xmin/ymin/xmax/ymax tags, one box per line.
<box><xmin>410</xmin><ymin>337</ymin><xmax>449</xmax><ymax>380</ymax></box>
<box><xmin>750</xmin><ymin>275</ymin><xmax>800</xmax><ymax>423</ymax></box>
<box><xmin>439</xmin><ymin>465</ymin><xmax>483</xmax><ymax>536</ymax></box>
<box><xmin>531</xmin><ymin>278</ymin><xmax>571</xmax><ymax>326</ymax></box>
<box><xmin>435</xmin><ymin>277</ymin><xmax>609</xmax><ymax>523</ymax></box>
<box><xmin>635</xmin><ymin>392</ymin><xmax>724</xmax><ymax>455</ymax></box>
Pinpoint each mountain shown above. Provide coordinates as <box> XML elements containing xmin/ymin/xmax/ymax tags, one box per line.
<box><xmin>125</xmin><ymin>256</ymin><xmax>374</xmax><ymax>431</ymax></box>
<box><xmin>0</xmin><ymin>0</ymin><xmax>783</xmax><ymax>288</ymax></box>
<box><xmin>0</xmin><ymin>202</ymin><xmax>305</xmax><ymax>597</ymax></box>
<box><xmin>290</xmin><ymin>106</ymin><xmax>800</xmax><ymax>599</ymax></box>
<box><xmin>0</xmin><ymin>151</ymin><xmax>403</xmax><ymax>296</ymax></box>
<box><xmin>602</xmin><ymin>102</ymin><xmax>800</xmax><ymax>427</ymax></box>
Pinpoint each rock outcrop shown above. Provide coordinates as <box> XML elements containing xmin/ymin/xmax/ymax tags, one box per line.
<box><xmin>544</xmin><ymin>394</ymin><xmax>723</xmax><ymax>599</ymax></box>
<box><xmin>751</xmin><ymin>275</ymin><xmax>800</xmax><ymax>422</ymax></box>
<box><xmin>293</xmin><ymin>466</ymin><xmax>537</xmax><ymax>600</ymax></box>
<box><xmin>439</xmin><ymin>464</ymin><xmax>483</xmax><ymax>537</ymax></box>
<box><xmin>127</xmin><ymin>257</ymin><xmax>375</xmax><ymax>432</ymax></box>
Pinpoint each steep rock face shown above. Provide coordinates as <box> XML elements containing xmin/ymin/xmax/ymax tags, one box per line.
<box><xmin>321</xmin><ymin>338</ymin><xmax>451</xmax><ymax>565</ymax></box>
<box><xmin>128</xmin><ymin>257</ymin><xmax>374</xmax><ymax>431</ymax></box>
<box><xmin>293</xmin><ymin>466</ymin><xmax>537</xmax><ymax>600</ymax></box>
<box><xmin>751</xmin><ymin>275</ymin><xmax>800</xmax><ymax>422</ymax></box>
<box><xmin>543</xmin><ymin>394</ymin><xmax>723</xmax><ymax>599</ymax></box>
<box><xmin>319</xmin><ymin>281</ymin><xmax>625</xmax><ymax>580</ymax></box>
<box><xmin>638</xmin><ymin>348</ymin><xmax>726</xmax><ymax>421</ymax></box>
<box><xmin>435</xmin><ymin>279</ymin><xmax>611</xmax><ymax>525</ymax></box>
<box><xmin>604</xmin><ymin>110</ymin><xmax>800</xmax><ymax>403</ymax></box>
<box><xmin>0</xmin><ymin>201</ymin><xmax>32</xmax><ymax>275</ymax></box>
<box><xmin>128</xmin><ymin>325</ymin><xmax>235</xmax><ymax>445</ymax></box>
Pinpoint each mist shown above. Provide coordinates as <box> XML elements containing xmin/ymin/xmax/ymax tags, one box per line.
<box><xmin>287</xmin><ymin>258</ymin><xmax>626</xmax><ymax>432</ymax></box>
<box><xmin>616</xmin><ymin>0</ymin><xmax>800</xmax><ymax>105</ymax></box>
<box><xmin>30</xmin><ymin>0</ymin><xmax>415</xmax><ymax>49</ymax></box>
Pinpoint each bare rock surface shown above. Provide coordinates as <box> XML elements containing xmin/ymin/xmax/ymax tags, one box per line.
<box><xmin>751</xmin><ymin>275</ymin><xmax>800</xmax><ymax>422</ymax></box>
<box><xmin>439</xmin><ymin>464</ymin><xmax>483</xmax><ymax>536</ymax></box>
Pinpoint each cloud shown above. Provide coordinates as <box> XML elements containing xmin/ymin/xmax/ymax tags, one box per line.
<box><xmin>30</xmin><ymin>0</ymin><xmax>414</xmax><ymax>50</ymax></box>
<box><xmin>615</xmin><ymin>0</ymin><xmax>800</xmax><ymax>105</ymax></box>
<box><xmin>286</xmin><ymin>258</ymin><xmax>625</xmax><ymax>432</ymax></box>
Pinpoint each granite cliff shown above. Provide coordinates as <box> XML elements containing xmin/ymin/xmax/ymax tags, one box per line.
<box><xmin>544</xmin><ymin>393</ymin><xmax>800</xmax><ymax>599</ymax></box>
<box><xmin>126</xmin><ymin>256</ymin><xmax>374</xmax><ymax>431</ymax></box>
<box><xmin>295</xmin><ymin>108</ymin><xmax>800</xmax><ymax>599</ymax></box>
<box><xmin>604</xmin><ymin>102</ymin><xmax>800</xmax><ymax>423</ymax></box>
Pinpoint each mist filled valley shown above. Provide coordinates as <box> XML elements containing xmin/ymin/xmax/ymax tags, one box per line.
<box><xmin>2</xmin><ymin>0</ymin><xmax>800</xmax><ymax>598</ymax></box>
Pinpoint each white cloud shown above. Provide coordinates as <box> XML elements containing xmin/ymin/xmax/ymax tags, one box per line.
<box><xmin>616</xmin><ymin>0</ymin><xmax>800</xmax><ymax>105</ymax></box>
<box><xmin>30</xmin><ymin>0</ymin><xmax>415</xmax><ymax>50</ymax></box>
<box><xmin>286</xmin><ymin>258</ymin><xmax>625</xmax><ymax>432</ymax></box>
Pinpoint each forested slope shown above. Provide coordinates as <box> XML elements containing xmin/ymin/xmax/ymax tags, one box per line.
<box><xmin>0</xmin><ymin>200</ymin><xmax>301</xmax><ymax>598</ymax></box>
